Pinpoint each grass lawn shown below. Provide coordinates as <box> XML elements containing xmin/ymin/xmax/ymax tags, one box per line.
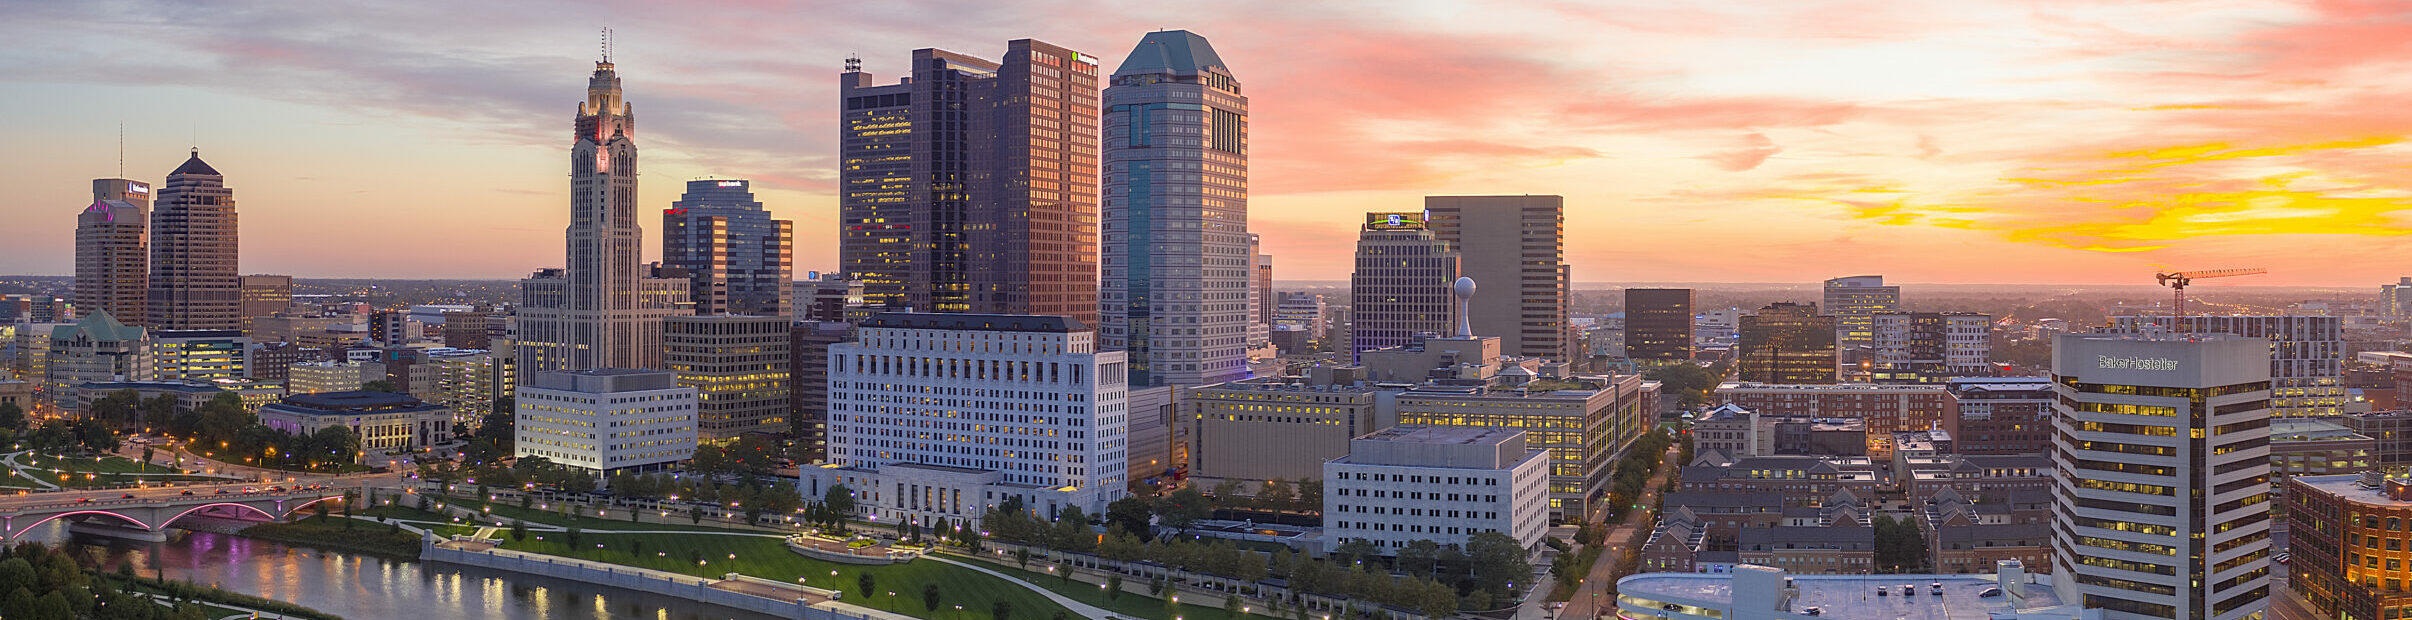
<box><xmin>956</xmin><ymin>555</ymin><xmax>1285</xmax><ymax>620</ymax></box>
<box><xmin>496</xmin><ymin>533</ymin><xmax>1076</xmax><ymax>620</ymax></box>
<box><xmin>241</xmin><ymin>516</ymin><xmax>423</xmax><ymax>558</ymax></box>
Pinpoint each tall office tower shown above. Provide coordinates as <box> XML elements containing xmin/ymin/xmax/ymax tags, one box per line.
<box><xmin>1424</xmin><ymin>196</ymin><xmax>1571</xmax><ymax>362</ymax></box>
<box><xmin>517</xmin><ymin>54</ymin><xmax>690</xmax><ymax>373</ymax></box>
<box><xmin>147</xmin><ymin>150</ymin><xmax>241</xmax><ymax>330</ymax></box>
<box><xmin>823</xmin><ymin>313</ymin><xmax>1129</xmax><ymax>515</ymax></box>
<box><xmin>662</xmin><ymin>179</ymin><xmax>793</xmax><ymax>317</ymax></box>
<box><xmin>1252</xmin><ymin>248</ymin><xmax>1273</xmax><ymax>349</ymax></box>
<box><xmin>663</xmin><ymin>315</ymin><xmax>790</xmax><ymax>440</ymax></box>
<box><xmin>237</xmin><ymin>274</ymin><xmax>291</xmax><ymax>336</ymax></box>
<box><xmin>1737</xmin><ymin>302</ymin><xmax>1837</xmax><ymax>384</ymax></box>
<box><xmin>1349</xmin><ymin>212</ymin><xmax>1460</xmax><ymax>362</ymax></box>
<box><xmin>76</xmin><ymin>178</ymin><xmax>149</xmax><ymax>327</ymax></box>
<box><xmin>838</xmin><ymin>41</ymin><xmax>1101</xmax><ymax>324</ymax></box>
<box><xmin>368</xmin><ymin>310</ymin><xmax>415</xmax><ymax>346</ymax></box>
<box><xmin>2106</xmin><ymin>315</ymin><xmax>2346</xmax><ymax>417</ymax></box>
<box><xmin>2051</xmin><ymin>333</ymin><xmax>2271</xmax><ymax>620</ymax></box>
<box><xmin>1822</xmin><ymin>275</ymin><xmax>1900</xmax><ymax>353</ymax></box>
<box><xmin>1624</xmin><ymin>288</ymin><xmax>1694</xmax><ymax>364</ymax></box>
<box><xmin>1098</xmin><ymin>30</ymin><xmax>1247</xmax><ymax>387</ymax></box>
<box><xmin>2383</xmin><ymin>277</ymin><xmax>2412</xmax><ymax>319</ymax></box>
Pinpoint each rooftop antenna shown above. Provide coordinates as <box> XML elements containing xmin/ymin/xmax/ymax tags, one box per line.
<box><xmin>600</xmin><ymin>27</ymin><xmax>613</xmax><ymax>63</ymax></box>
<box><xmin>844</xmin><ymin>53</ymin><xmax>861</xmax><ymax>73</ymax></box>
<box><xmin>117</xmin><ymin>122</ymin><xmax>124</xmax><ymax>178</ymax></box>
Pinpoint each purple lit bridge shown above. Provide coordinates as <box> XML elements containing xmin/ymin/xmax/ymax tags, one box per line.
<box><xmin>0</xmin><ymin>479</ymin><xmax>367</xmax><ymax>540</ymax></box>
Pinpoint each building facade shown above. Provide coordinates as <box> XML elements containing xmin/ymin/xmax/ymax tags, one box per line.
<box><xmin>1626</xmin><ymin>288</ymin><xmax>1695</xmax><ymax>364</ymax></box>
<box><xmin>1870</xmin><ymin>311</ymin><xmax>1992</xmax><ymax>383</ymax></box>
<box><xmin>259</xmin><ymin>391</ymin><xmax>453</xmax><ymax>458</ymax></box>
<box><xmin>76</xmin><ymin>178</ymin><xmax>149</xmax><ymax>327</ymax></box>
<box><xmin>45</xmin><ymin>311</ymin><xmax>148</xmax><ymax>410</ymax></box>
<box><xmin>837</xmin><ymin>42</ymin><xmax>1101</xmax><ymax>325</ymax></box>
<box><xmin>150</xmin><ymin>330</ymin><xmax>248</xmax><ymax>382</ymax></box>
<box><xmin>1349</xmin><ymin>212</ymin><xmax>1460</xmax><ymax>362</ymax></box>
<box><xmin>2107</xmin><ymin>315</ymin><xmax>2346</xmax><ymax>417</ymax></box>
<box><xmin>662</xmin><ymin>179</ymin><xmax>793</xmax><ymax>317</ymax></box>
<box><xmin>147</xmin><ymin>150</ymin><xmax>241</xmax><ymax>331</ymax></box>
<box><xmin>514</xmin><ymin>369</ymin><xmax>698</xmax><ymax>473</ymax></box>
<box><xmin>788</xmin><ymin>320</ymin><xmax>852</xmax><ymax>463</ymax></box>
<box><xmin>2050</xmin><ymin>334</ymin><xmax>2272</xmax><ymax>620</ymax></box>
<box><xmin>237</xmin><ymin>274</ymin><xmax>291</xmax><ymax>336</ymax></box>
<box><xmin>287</xmin><ymin>360</ymin><xmax>382</xmax><ymax>395</ymax></box>
<box><xmin>1324</xmin><ymin>426</ymin><xmax>1551</xmax><ymax>554</ymax></box>
<box><xmin>826</xmin><ymin>313</ymin><xmax>1129</xmax><ymax>516</ymax></box>
<box><xmin>2289</xmin><ymin>473</ymin><xmax>2412</xmax><ymax>620</ymax></box>
<box><xmin>663</xmin><ymin>315</ymin><xmax>790</xmax><ymax>440</ymax></box>
<box><xmin>1714</xmin><ymin>382</ymin><xmax>1953</xmax><ymax>460</ymax></box>
<box><xmin>516</xmin><ymin>56</ymin><xmax>690</xmax><ymax>374</ymax></box>
<box><xmin>1738</xmin><ymin>302</ymin><xmax>1837</xmax><ymax>384</ymax></box>
<box><xmin>1186</xmin><ymin>376</ymin><xmax>1386</xmax><ymax>488</ymax></box>
<box><xmin>1099</xmin><ymin>30</ymin><xmax>1250</xmax><ymax>388</ymax></box>
<box><xmin>1945</xmin><ymin>377</ymin><xmax>2055</xmax><ymax>456</ymax></box>
<box><xmin>1822</xmin><ymin>275</ymin><xmax>1899</xmax><ymax>354</ymax></box>
<box><xmin>1425</xmin><ymin>196</ymin><xmax>1571</xmax><ymax>363</ymax></box>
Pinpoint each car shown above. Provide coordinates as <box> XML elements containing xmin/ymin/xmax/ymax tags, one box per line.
<box><xmin>1902</xmin><ymin>585</ymin><xmax>1916</xmax><ymax>596</ymax></box>
<box><xmin>1877</xmin><ymin>588</ymin><xmax>1888</xmax><ymax>596</ymax></box>
<box><xmin>120</xmin><ymin>494</ymin><xmax>134</xmax><ymax>499</ymax></box>
<box><xmin>1931</xmin><ymin>581</ymin><xmax>1943</xmax><ymax>593</ymax></box>
<box><xmin>2276</xmin><ymin>553</ymin><xmax>2291</xmax><ymax>565</ymax></box>
<box><xmin>180</xmin><ymin>491</ymin><xmax>194</xmax><ymax>496</ymax></box>
<box><xmin>268</xmin><ymin>486</ymin><xmax>286</xmax><ymax>492</ymax></box>
<box><xmin>1803</xmin><ymin>607</ymin><xmax>1823</xmax><ymax>616</ymax></box>
<box><xmin>75</xmin><ymin>498</ymin><xmax>93</xmax><ymax>503</ymax></box>
<box><xmin>1662</xmin><ymin>604</ymin><xmax>1683</xmax><ymax>611</ymax></box>
<box><xmin>241</xmin><ymin>487</ymin><xmax>258</xmax><ymax>493</ymax></box>
<box><xmin>214</xmin><ymin>490</ymin><xmax>230</xmax><ymax>495</ymax></box>
<box><xmin>1979</xmin><ymin>588</ymin><xmax>2003</xmax><ymax>598</ymax></box>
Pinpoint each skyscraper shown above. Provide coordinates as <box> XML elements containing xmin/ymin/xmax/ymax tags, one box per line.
<box><xmin>1822</xmin><ymin>275</ymin><xmax>1900</xmax><ymax>354</ymax></box>
<box><xmin>517</xmin><ymin>54</ymin><xmax>689</xmax><ymax>373</ymax></box>
<box><xmin>1624</xmin><ymin>288</ymin><xmax>1694</xmax><ymax>364</ymax></box>
<box><xmin>1099</xmin><ymin>29</ymin><xmax>1249</xmax><ymax>386</ymax></box>
<box><xmin>1349</xmin><ymin>212</ymin><xmax>1460</xmax><ymax>361</ymax></box>
<box><xmin>76</xmin><ymin>178</ymin><xmax>149</xmax><ymax>327</ymax></box>
<box><xmin>838</xmin><ymin>40</ymin><xmax>1100</xmax><ymax>324</ymax></box>
<box><xmin>1425</xmin><ymin>196</ymin><xmax>1572</xmax><ymax>362</ymax></box>
<box><xmin>147</xmin><ymin>150</ymin><xmax>240</xmax><ymax>330</ymax></box>
<box><xmin>663</xmin><ymin>179</ymin><xmax>792</xmax><ymax>317</ymax></box>
<box><xmin>2106</xmin><ymin>315</ymin><xmax>2346</xmax><ymax>417</ymax></box>
<box><xmin>237</xmin><ymin>274</ymin><xmax>292</xmax><ymax>336</ymax></box>
<box><xmin>663</xmin><ymin>315</ymin><xmax>790</xmax><ymax>440</ymax></box>
<box><xmin>2051</xmin><ymin>333</ymin><xmax>2271</xmax><ymax>620</ymax></box>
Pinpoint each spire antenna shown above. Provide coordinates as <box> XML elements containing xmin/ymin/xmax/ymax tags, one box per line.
<box><xmin>117</xmin><ymin>122</ymin><xmax>124</xmax><ymax>178</ymax></box>
<box><xmin>600</xmin><ymin>27</ymin><xmax>613</xmax><ymax>63</ymax></box>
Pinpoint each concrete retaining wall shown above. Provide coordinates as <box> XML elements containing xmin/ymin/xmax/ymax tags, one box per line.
<box><xmin>421</xmin><ymin>540</ymin><xmax>911</xmax><ymax>620</ymax></box>
<box><xmin>787</xmin><ymin>538</ymin><xmax>911</xmax><ymax>565</ymax></box>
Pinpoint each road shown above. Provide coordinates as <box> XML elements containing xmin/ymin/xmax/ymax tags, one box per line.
<box><xmin>0</xmin><ymin>478</ymin><xmax>360</xmax><ymax>513</ymax></box>
<box><xmin>1552</xmin><ymin>444</ymin><xmax>1682</xmax><ymax>620</ymax></box>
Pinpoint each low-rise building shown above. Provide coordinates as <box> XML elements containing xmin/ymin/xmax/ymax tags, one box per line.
<box><xmin>2288</xmin><ymin>473</ymin><xmax>2412</xmax><ymax>620</ymax></box>
<box><xmin>1943</xmin><ymin>377</ymin><xmax>2054</xmax><ymax>455</ymax></box>
<box><xmin>45</xmin><ymin>310</ymin><xmax>148</xmax><ymax>411</ymax></box>
<box><xmin>2344</xmin><ymin>410</ymin><xmax>2412</xmax><ymax>468</ymax></box>
<box><xmin>1895</xmin><ymin>454</ymin><xmax>2052</xmax><ymax>504</ymax></box>
<box><xmin>2271</xmin><ymin>418</ymin><xmax>2375</xmax><ymax>477</ymax></box>
<box><xmin>1615</xmin><ymin>563</ymin><xmax>2076</xmax><ymax>620</ymax></box>
<box><xmin>514</xmin><ymin>369</ymin><xmax>698</xmax><ymax>473</ymax></box>
<box><xmin>1679</xmin><ymin>453</ymin><xmax>1880</xmax><ymax>508</ymax></box>
<box><xmin>286</xmin><ymin>360</ymin><xmax>384</xmax><ymax>394</ymax></box>
<box><xmin>1186</xmin><ymin>373</ymin><xmax>1389</xmax><ymax>491</ymax></box>
<box><xmin>1920</xmin><ymin>488</ymin><xmax>2051</xmax><ymax>575</ymax></box>
<box><xmin>1737</xmin><ymin>525</ymin><xmax>1874</xmax><ymax>574</ymax></box>
<box><xmin>150</xmin><ymin>330</ymin><xmax>248</xmax><ymax>382</ymax></box>
<box><xmin>1324</xmin><ymin>426</ymin><xmax>1551</xmax><ymax>554</ymax></box>
<box><xmin>1714</xmin><ymin>382</ymin><xmax>1955</xmax><ymax>460</ymax></box>
<box><xmin>258</xmin><ymin>390</ymin><xmax>452</xmax><ymax>459</ymax></box>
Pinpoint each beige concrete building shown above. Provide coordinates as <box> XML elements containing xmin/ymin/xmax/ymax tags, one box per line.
<box><xmin>663</xmin><ymin>315</ymin><xmax>790</xmax><ymax>440</ymax></box>
<box><xmin>238</xmin><ymin>274</ymin><xmax>292</xmax><ymax>336</ymax></box>
<box><xmin>1424</xmin><ymin>196</ymin><xmax>1572</xmax><ymax>364</ymax></box>
<box><xmin>286</xmin><ymin>360</ymin><xmax>384</xmax><ymax>394</ymax></box>
<box><xmin>1186</xmin><ymin>374</ymin><xmax>1389</xmax><ymax>489</ymax></box>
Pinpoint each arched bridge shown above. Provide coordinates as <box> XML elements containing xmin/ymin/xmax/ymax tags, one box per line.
<box><xmin>0</xmin><ymin>479</ymin><xmax>368</xmax><ymax>539</ymax></box>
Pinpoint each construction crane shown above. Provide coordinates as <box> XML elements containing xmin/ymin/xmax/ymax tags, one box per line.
<box><xmin>2155</xmin><ymin>268</ymin><xmax>2266</xmax><ymax>318</ymax></box>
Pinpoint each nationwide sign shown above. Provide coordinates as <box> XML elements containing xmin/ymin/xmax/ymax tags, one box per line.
<box><xmin>2097</xmin><ymin>356</ymin><xmax>2179</xmax><ymax>371</ymax></box>
<box><xmin>1365</xmin><ymin>212</ymin><xmax>1426</xmax><ymax>230</ymax></box>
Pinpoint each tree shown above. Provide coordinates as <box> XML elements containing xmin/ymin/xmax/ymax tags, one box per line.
<box><xmin>1465</xmin><ymin>532</ymin><xmax>1528</xmax><ymax>598</ymax></box>
<box><xmin>1332</xmin><ymin>539</ymin><xmax>1377</xmax><ymax>567</ymax></box>
<box><xmin>1014</xmin><ymin>547</ymin><xmax>1032</xmax><ymax>570</ymax></box>
<box><xmin>0</xmin><ymin>402</ymin><xmax>24</xmax><ymax>432</ymax></box>
<box><xmin>991</xmin><ymin>599</ymin><xmax>1013</xmax><ymax>620</ymax></box>
<box><xmin>1294</xmin><ymin>478</ymin><xmax>1323</xmax><ymax>514</ymax></box>
<box><xmin>1398</xmin><ymin>540</ymin><xmax>1441</xmax><ymax>578</ymax></box>
<box><xmin>857</xmin><ymin>573</ymin><xmax>876</xmax><ymax>601</ymax></box>
<box><xmin>823</xmin><ymin>484</ymin><xmax>855</xmax><ymax>530</ymax></box>
<box><xmin>922</xmin><ymin>582</ymin><xmax>941</xmax><ymax>611</ymax></box>
<box><xmin>1256</xmin><ymin>479</ymin><xmax>1295</xmax><ymax>513</ymax></box>
<box><xmin>1225</xmin><ymin>594</ymin><xmax>1242</xmax><ymax>618</ymax></box>
<box><xmin>1105</xmin><ymin>495</ymin><xmax>1154</xmax><ymax>537</ymax></box>
<box><xmin>688</xmin><ymin>505</ymin><xmax>704</xmax><ymax>524</ymax></box>
<box><xmin>509</xmin><ymin>519</ymin><xmax>527</xmax><ymax>541</ymax></box>
<box><xmin>1155</xmin><ymin>486</ymin><xmax>1211</xmax><ymax>532</ymax></box>
<box><xmin>1049</xmin><ymin>506</ymin><xmax>1095</xmax><ymax>552</ymax></box>
<box><xmin>1105</xmin><ymin>575</ymin><xmax>1123</xmax><ymax>601</ymax></box>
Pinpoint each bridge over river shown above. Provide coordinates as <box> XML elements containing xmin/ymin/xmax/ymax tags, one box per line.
<box><xmin>0</xmin><ymin>477</ymin><xmax>371</xmax><ymax>539</ymax></box>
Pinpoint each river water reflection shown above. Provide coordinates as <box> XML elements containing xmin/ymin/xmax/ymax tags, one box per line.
<box><xmin>22</xmin><ymin>521</ymin><xmax>778</xmax><ymax>620</ymax></box>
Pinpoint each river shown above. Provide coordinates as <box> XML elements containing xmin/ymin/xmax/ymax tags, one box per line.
<box><xmin>18</xmin><ymin>520</ymin><xmax>781</xmax><ymax>620</ymax></box>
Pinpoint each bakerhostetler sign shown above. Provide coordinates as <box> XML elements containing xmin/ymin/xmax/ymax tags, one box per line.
<box><xmin>2097</xmin><ymin>355</ymin><xmax>2180</xmax><ymax>371</ymax></box>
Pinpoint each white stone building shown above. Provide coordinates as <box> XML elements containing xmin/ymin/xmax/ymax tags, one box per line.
<box><xmin>1324</xmin><ymin>426</ymin><xmax>1550</xmax><ymax>554</ymax></box>
<box><xmin>514</xmin><ymin>369</ymin><xmax>697</xmax><ymax>473</ymax></box>
<box><xmin>823</xmin><ymin>313</ymin><xmax>1129</xmax><ymax>522</ymax></box>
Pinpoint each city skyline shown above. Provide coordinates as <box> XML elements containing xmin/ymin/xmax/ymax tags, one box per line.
<box><xmin>6</xmin><ymin>1</ymin><xmax>2411</xmax><ymax>286</ymax></box>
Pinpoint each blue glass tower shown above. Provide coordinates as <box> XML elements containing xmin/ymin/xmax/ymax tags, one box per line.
<box><xmin>663</xmin><ymin>179</ymin><xmax>792</xmax><ymax>316</ymax></box>
<box><xmin>1100</xmin><ymin>30</ymin><xmax>1250</xmax><ymax>387</ymax></box>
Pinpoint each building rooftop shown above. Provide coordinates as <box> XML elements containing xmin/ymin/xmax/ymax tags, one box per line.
<box><xmin>1618</xmin><ymin>572</ymin><xmax>2065</xmax><ymax>620</ymax></box>
<box><xmin>1357</xmin><ymin>426</ymin><xmax>1521</xmax><ymax>446</ymax></box>
<box><xmin>860</xmin><ymin>312</ymin><xmax>1085</xmax><ymax>333</ymax></box>
<box><xmin>1114</xmin><ymin>29</ymin><xmax>1231</xmax><ymax>77</ymax></box>
<box><xmin>1717</xmin><ymin>381</ymin><xmax>1948</xmax><ymax>392</ymax></box>
<box><xmin>2272</xmin><ymin>418</ymin><xmax>2373</xmax><ymax>442</ymax></box>
<box><xmin>169</xmin><ymin>149</ymin><xmax>221</xmax><ymax>176</ymax></box>
<box><xmin>2297</xmin><ymin>474</ymin><xmax>2412</xmax><ymax>506</ymax></box>
<box><xmin>270</xmin><ymin>390</ymin><xmax>442</xmax><ymax>413</ymax></box>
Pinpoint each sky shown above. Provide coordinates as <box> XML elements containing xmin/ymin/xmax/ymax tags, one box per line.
<box><xmin>2</xmin><ymin>0</ymin><xmax>2410</xmax><ymax>286</ymax></box>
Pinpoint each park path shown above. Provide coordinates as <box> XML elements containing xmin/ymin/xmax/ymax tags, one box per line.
<box><xmin>922</xmin><ymin>554</ymin><xmax>1127</xmax><ymax>620</ymax></box>
<box><xmin>1</xmin><ymin>451</ymin><xmax>63</xmax><ymax>489</ymax></box>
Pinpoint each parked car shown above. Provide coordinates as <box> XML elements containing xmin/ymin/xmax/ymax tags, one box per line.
<box><xmin>1979</xmin><ymin>588</ymin><xmax>2004</xmax><ymax>598</ymax></box>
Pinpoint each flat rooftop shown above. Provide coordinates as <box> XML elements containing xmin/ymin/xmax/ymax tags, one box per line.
<box><xmin>2272</xmin><ymin>418</ymin><xmax>2371</xmax><ymax>442</ymax></box>
<box><xmin>2298</xmin><ymin>474</ymin><xmax>2409</xmax><ymax>506</ymax></box>
<box><xmin>1619</xmin><ymin>573</ymin><xmax>2064</xmax><ymax>620</ymax></box>
<box><xmin>1358</xmin><ymin>425</ymin><xmax>1520</xmax><ymax>446</ymax></box>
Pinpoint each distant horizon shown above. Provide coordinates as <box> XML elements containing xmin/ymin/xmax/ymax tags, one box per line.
<box><xmin>0</xmin><ymin>273</ymin><xmax>2382</xmax><ymax>293</ymax></box>
<box><xmin>6</xmin><ymin>2</ymin><xmax>2412</xmax><ymax>285</ymax></box>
